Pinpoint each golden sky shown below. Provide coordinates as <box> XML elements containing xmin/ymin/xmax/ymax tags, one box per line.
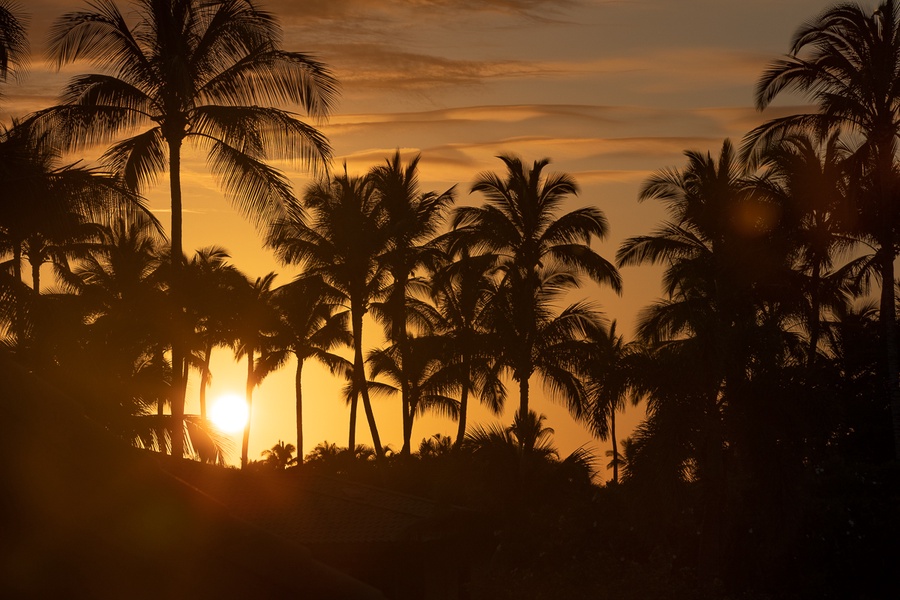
<box><xmin>4</xmin><ymin>0</ymin><xmax>830</xmax><ymax>472</ymax></box>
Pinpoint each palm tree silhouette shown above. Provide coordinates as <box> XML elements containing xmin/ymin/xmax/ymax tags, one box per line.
<box><xmin>749</xmin><ymin>0</ymin><xmax>900</xmax><ymax>458</ymax></box>
<box><xmin>233</xmin><ymin>271</ymin><xmax>279</xmax><ymax>469</ymax></box>
<box><xmin>366</xmin><ymin>334</ymin><xmax>459</xmax><ymax>454</ymax></box>
<box><xmin>268</xmin><ymin>173</ymin><xmax>389</xmax><ymax>456</ymax></box>
<box><xmin>260</xmin><ymin>440</ymin><xmax>297</xmax><ymax>470</ymax></box>
<box><xmin>43</xmin><ymin>0</ymin><xmax>338</xmax><ymax>458</ymax></box>
<box><xmin>448</xmin><ymin>155</ymin><xmax>621</xmax><ymax>433</ymax></box>
<box><xmin>429</xmin><ymin>250</ymin><xmax>506</xmax><ymax>450</ymax></box>
<box><xmin>582</xmin><ymin>320</ymin><xmax>638</xmax><ymax>485</ymax></box>
<box><xmin>756</xmin><ymin>132</ymin><xmax>859</xmax><ymax>370</ymax></box>
<box><xmin>368</xmin><ymin>151</ymin><xmax>455</xmax><ymax>454</ymax></box>
<box><xmin>263</xmin><ymin>275</ymin><xmax>351</xmax><ymax>461</ymax></box>
<box><xmin>181</xmin><ymin>246</ymin><xmax>245</xmax><ymax>422</ymax></box>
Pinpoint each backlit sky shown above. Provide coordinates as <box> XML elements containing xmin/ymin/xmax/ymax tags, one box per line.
<box><xmin>5</xmin><ymin>0</ymin><xmax>832</xmax><ymax>473</ymax></box>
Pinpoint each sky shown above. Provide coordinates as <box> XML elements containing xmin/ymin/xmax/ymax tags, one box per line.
<box><xmin>4</xmin><ymin>0</ymin><xmax>835</xmax><ymax>474</ymax></box>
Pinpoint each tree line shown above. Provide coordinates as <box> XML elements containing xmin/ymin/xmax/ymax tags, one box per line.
<box><xmin>2</xmin><ymin>1</ymin><xmax>900</xmax><ymax>595</ymax></box>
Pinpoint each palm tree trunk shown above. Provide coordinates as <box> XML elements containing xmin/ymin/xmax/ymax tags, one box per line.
<box><xmin>169</xmin><ymin>137</ymin><xmax>186</xmax><ymax>460</ymax></box>
<box><xmin>348</xmin><ymin>390</ymin><xmax>358</xmax><ymax>451</ymax></box>
<box><xmin>294</xmin><ymin>358</ymin><xmax>304</xmax><ymax>463</ymax></box>
<box><xmin>454</xmin><ymin>368</ymin><xmax>471</xmax><ymax>450</ymax></box>
<box><xmin>351</xmin><ymin>299</ymin><xmax>383</xmax><ymax>456</ymax></box>
<box><xmin>241</xmin><ymin>348</ymin><xmax>254</xmax><ymax>469</ymax></box>
<box><xmin>199</xmin><ymin>343</ymin><xmax>213</xmax><ymax>422</ymax></box>
<box><xmin>610</xmin><ymin>409</ymin><xmax>618</xmax><ymax>485</ymax></box>
<box><xmin>12</xmin><ymin>243</ymin><xmax>26</xmax><ymax>355</ymax></box>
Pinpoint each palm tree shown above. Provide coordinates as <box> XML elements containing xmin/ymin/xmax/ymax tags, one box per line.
<box><xmin>368</xmin><ymin>151</ymin><xmax>455</xmax><ymax>451</ymax></box>
<box><xmin>233</xmin><ymin>271</ymin><xmax>279</xmax><ymax>469</ymax></box>
<box><xmin>429</xmin><ymin>250</ymin><xmax>506</xmax><ymax>449</ymax></box>
<box><xmin>44</xmin><ymin>0</ymin><xmax>338</xmax><ymax>458</ymax></box>
<box><xmin>181</xmin><ymin>246</ymin><xmax>244</xmax><ymax>422</ymax></box>
<box><xmin>0</xmin><ymin>0</ymin><xmax>27</xmax><ymax>84</ymax></box>
<box><xmin>366</xmin><ymin>334</ymin><xmax>459</xmax><ymax>454</ymax></box>
<box><xmin>262</xmin><ymin>275</ymin><xmax>352</xmax><ymax>461</ymax></box>
<box><xmin>618</xmin><ymin>139</ymin><xmax>801</xmax><ymax>582</ymax></box>
<box><xmin>755</xmin><ymin>131</ymin><xmax>860</xmax><ymax>369</ymax></box>
<box><xmin>582</xmin><ymin>320</ymin><xmax>638</xmax><ymax>485</ymax></box>
<box><xmin>267</xmin><ymin>173</ymin><xmax>389</xmax><ymax>456</ymax></box>
<box><xmin>260</xmin><ymin>440</ymin><xmax>297</xmax><ymax>470</ymax></box>
<box><xmin>448</xmin><ymin>155</ymin><xmax>621</xmax><ymax>430</ymax></box>
<box><xmin>749</xmin><ymin>0</ymin><xmax>900</xmax><ymax>458</ymax></box>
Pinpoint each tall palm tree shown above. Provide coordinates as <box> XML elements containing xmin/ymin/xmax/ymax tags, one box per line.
<box><xmin>233</xmin><ymin>271</ymin><xmax>279</xmax><ymax>469</ymax></box>
<box><xmin>267</xmin><ymin>173</ymin><xmax>389</xmax><ymax>456</ymax></box>
<box><xmin>448</xmin><ymin>155</ymin><xmax>621</xmax><ymax>431</ymax></box>
<box><xmin>749</xmin><ymin>0</ymin><xmax>900</xmax><ymax>457</ymax></box>
<box><xmin>44</xmin><ymin>0</ymin><xmax>338</xmax><ymax>458</ymax></box>
<box><xmin>262</xmin><ymin>275</ymin><xmax>351</xmax><ymax>461</ymax></box>
<box><xmin>368</xmin><ymin>151</ymin><xmax>455</xmax><ymax>456</ymax></box>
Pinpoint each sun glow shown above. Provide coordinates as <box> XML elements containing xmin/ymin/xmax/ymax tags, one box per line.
<box><xmin>210</xmin><ymin>393</ymin><xmax>249</xmax><ymax>434</ymax></box>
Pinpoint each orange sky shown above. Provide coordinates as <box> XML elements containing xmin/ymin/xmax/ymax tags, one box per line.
<box><xmin>4</xmin><ymin>0</ymin><xmax>831</xmax><ymax>475</ymax></box>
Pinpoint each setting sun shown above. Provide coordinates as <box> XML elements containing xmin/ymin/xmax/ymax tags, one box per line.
<box><xmin>210</xmin><ymin>393</ymin><xmax>249</xmax><ymax>434</ymax></box>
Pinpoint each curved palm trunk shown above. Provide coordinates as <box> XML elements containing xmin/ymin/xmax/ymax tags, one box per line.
<box><xmin>610</xmin><ymin>408</ymin><xmax>618</xmax><ymax>485</ymax></box>
<box><xmin>454</xmin><ymin>359</ymin><xmax>472</xmax><ymax>450</ymax></box>
<box><xmin>241</xmin><ymin>347</ymin><xmax>255</xmax><ymax>469</ymax></box>
<box><xmin>168</xmin><ymin>137</ymin><xmax>186</xmax><ymax>460</ymax></box>
<box><xmin>294</xmin><ymin>357</ymin><xmax>304</xmax><ymax>463</ymax></box>
<box><xmin>12</xmin><ymin>243</ymin><xmax>26</xmax><ymax>356</ymax></box>
<box><xmin>351</xmin><ymin>300</ymin><xmax>383</xmax><ymax>456</ymax></box>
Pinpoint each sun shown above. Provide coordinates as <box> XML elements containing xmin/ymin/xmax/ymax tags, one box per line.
<box><xmin>210</xmin><ymin>393</ymin><xmax>249</xmax><ymax>434</ymax></box>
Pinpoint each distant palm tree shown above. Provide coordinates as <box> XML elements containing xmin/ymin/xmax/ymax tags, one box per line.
<box><xmin>582</xmin><ymin>320</ymin><xmax>638</xmax><ymax>485</ymax></box>
<box><xmin>418</xmin><ymin>433</ymin><xmax>454</xmax><ymax>458</ymax></box>
<box><xmin>261</xmin><ymin>440</ymin><xmax>297</xmax><ymax>470</ymax></box>
<box><xmin>749</xmin><ymin>0</ymin><xmax>900</xmax><ymax>457</ymax></box>
<box><xmin>262</xmin><ymin>276</ymin><xmax>351</xmax><ymax>461</ymax></box>
<box><xmin>448</xmin><ymin>155</ymin><xmax>621</xmax><ymax>434</ymax></box>
<box><xmin>44</xmin><ymin>0</ymin><xmax>338</xmax><ymax>458</ymax></box>
<box><xmin>268</xmin><ymin>173</ymin><xmax>389</xmax><ymax>456</ymax></box>
<box><xmin>233</xmin><ymin>271</ymin><xmax>279</xmax><ymax>469</ymax></box>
